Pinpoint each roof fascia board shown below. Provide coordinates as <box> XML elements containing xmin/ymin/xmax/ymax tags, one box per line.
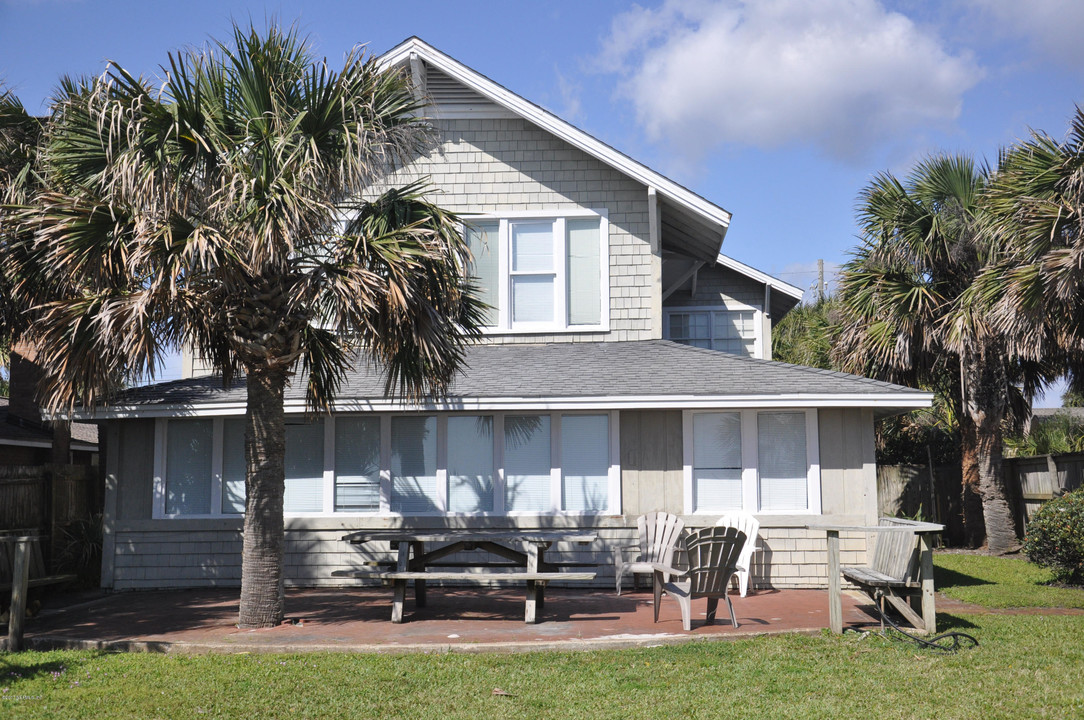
<box><xmin>78</xmin><ymin>391</ymin><xmax>933</xmax><ymax>419</ymax></box>
<box><xmin>716</xmin><ymin>253</ymin><xmax>804</xmax><ymax>300</ymax></box>
<box><xmin>379</xmin><ymin>38</ymin><xmax>732</xmax><ymax>234</ymax></box>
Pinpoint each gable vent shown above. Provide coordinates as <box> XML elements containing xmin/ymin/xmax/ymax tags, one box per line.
<box><xmin>424</xmin><ymin>64</ymin><xmax>509</xmax><ymax>117</ymax></box>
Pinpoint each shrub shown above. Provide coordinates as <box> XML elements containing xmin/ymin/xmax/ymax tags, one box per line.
<box><xmin>1023</xmin><ymin>488</ymin><xmax>1084</xmax><ymax>584</ymax></box>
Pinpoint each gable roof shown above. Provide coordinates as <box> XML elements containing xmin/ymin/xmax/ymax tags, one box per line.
<box><xmin>716</xmin><ymin>254</ymin><xmax>804</xmax><ymax>301</ymax></box>
<box><xmin>0</xmin><ymin>397</ymin><xmax>98</xmax><ymax>450</ymax></box>
<box><xmin>84</xmin><ymin>340</ymin><xmax>930</xmax><ymax>419</ymax></box>
<box><xmin>379</xmin><ymin>37</ymin><xmax>732</xmax><ymax>256</ymax></box>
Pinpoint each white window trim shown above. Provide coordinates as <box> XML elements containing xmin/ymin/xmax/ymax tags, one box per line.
<box><xmin>468</xmin><ymin>208</ymin><xmax>610</xmax><ymax>335</ymax></box>
<box><xmin>682</xmin><ymin>408</ymin><xmax>820</xmax><ymax>516</ymax></box>
<box><xmin>153</xmin><ymin>410</ymin><xmax>621</xmax><ymax>519</ymax></box>
<box><xmin>664</xmin><ymin>303</ymin><xmax>764</xmax><ymax>359</ymax></box>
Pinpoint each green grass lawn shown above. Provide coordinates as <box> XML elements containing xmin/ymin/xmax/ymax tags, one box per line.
<box><xmin>934</xmin><ymin>552</ymin><xmax>1084</xmax><ymax>609</ymax></box>
<box><xmin>2</xmin><ymin>613</ymin><xmax>1083</xmax><ymax>720</ymax></box>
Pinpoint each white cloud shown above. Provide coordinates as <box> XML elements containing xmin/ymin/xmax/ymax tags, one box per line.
<box><xmin>969</xmin><ymin>0</ymin><xmax>1084</xmax><ymax>67</ymax></box>
<box><xmin>597</xmin><ymin>0</ymin><xmax>982</xmax><ymax>163</ymax></box>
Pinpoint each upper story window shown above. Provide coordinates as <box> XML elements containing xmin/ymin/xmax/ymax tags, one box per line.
<box><xmin>664</xmin><ymin>306</ymin><xmax>761</xmax><ymax>357</ymax></box>
<box><xmin>466</xmin><ymin>211</ymin><xmax>609</xmax><ymax>333</ymax></box>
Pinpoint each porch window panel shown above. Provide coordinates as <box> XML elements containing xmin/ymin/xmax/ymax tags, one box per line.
<box><xmin>566</xmin><ymin>219</ymin><xmax>601</xmax><ymax>326</ymax></box>
<box><xmin>560</xmin><ymin>414</ymin><xmax>609</xmax><ymax>512</ymax></box>
<box><xmin>447</xmin><ymin>415</ymin><xmax>495</xmax><ymax>513</ymax></box>
<box><xmin>391</xmin><ymin>416</ymin><xmax>439</xmax><ymax>513</ymax></box>
<box><xmin>165</xmin><ymin>419</ymin><xmax>213</xmax><ymax>515</ymax></box>
<box><xmin>221</xmin><ymin>418</ymin><xmax>246</xmax><ymax>514</ymax></box>
<box><xmin>284</xmin><ymin>420</ymin><xmax>325</xmax><ymax>513</ymax></box>
<box><xmin>758</xmin><ymin>411</ymin><xmax>808</xmax><ymax>511</ymax></box>
<box><xmin>511</xmin><ymin>275</ymin><xmax>554</xmax><ymax>323</ymax></box>
<box><xmin>466</xmin><ymin>222</ymin><xmax>500</xmax><ymax>327</ymax></box>
<box><xmin>692</xmin><ymin>412</ymin><xmax>742</xmax><ymax>512</ymax></box>
<box><xmin>669</xmin><ymin>312</ymin><xmax>711</xmax><ymax>349</ymax></box>
<box><xmin>335</xmin><ymin>416</ymin><xmax>381</xmax><ymax>512</ymax></box>
<box><xmin>504</xmin><ymin>415</ymin><xmax>551</xmax><ymax>512</ymax></box>
<box><xmin>714</xmin><ymin>310</ymin><xmax>755</xmax><ymax>356</ymax></box>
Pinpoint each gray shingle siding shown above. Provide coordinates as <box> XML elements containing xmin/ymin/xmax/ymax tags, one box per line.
<box><xmin>380</xmin><ymin>117</ymin><xmax>656</xmax><ymax>343</ymax></box>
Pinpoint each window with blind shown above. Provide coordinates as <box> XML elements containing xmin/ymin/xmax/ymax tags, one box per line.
<box><xmin>685</xmin><ymin>409</ymin><xmax>818</xmax><ymax>514</ymax></box>
<box><xmin>465</xmin><ymin>212</ymin><xmax>608</xmax><ymax>331</ymax></box>
<box><xmin>157</xmin><ymin>412</ymin><xmax>616</xmax><ymax>517</ymax></box>
<box><xmin>691</xmin><ymin>412</ymin><xmax>742</xmax><ymax>512</ymax></box>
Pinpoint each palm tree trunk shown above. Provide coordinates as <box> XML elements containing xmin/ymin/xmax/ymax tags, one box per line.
<box><xmin>962</xmin><ymin>342</ymin><xmax>1017</xmax><ymax>554</ymax></box>
<box><xmin>958</xmin><ymin>414</ymin><xmax>985</xmax><ymax>547</ymax></box>
<box><xmin>238</xmin><ymin>366</ymin><xmax>288</xmax><ymax>628</ymax></box>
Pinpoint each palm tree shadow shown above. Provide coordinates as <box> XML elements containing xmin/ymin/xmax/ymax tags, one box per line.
<box><xmin>934</xmin><ymin>565</ymin><xmax>990</xmax><ymax>589</ymax></box>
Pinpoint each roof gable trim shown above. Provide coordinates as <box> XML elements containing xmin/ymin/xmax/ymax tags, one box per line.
<box><xmin>380</xmin><ymin>37</ymin><xmax>732</xmax><ymax>233</ymax></box>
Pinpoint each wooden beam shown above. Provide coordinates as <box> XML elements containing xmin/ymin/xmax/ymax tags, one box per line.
<box><xmin>409</xmin><ymin>54</ymin><xmax>427</xmax><ymax>102</ymax></box>
<box><xmin>7</xmin><ymin>538</ymin><xmax>30</xmax><ymax>651</ymax></box>
<box><xmin>827</xmin><ymin>530</ymin><xmax>842</xmax><ymax>634</ymax></box>
<box><xmin>661</xmin><ymin>260</ymin><xmax>705</xmax><ymax>302</ymax></box>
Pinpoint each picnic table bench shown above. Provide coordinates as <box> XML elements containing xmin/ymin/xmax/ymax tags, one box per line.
<box><xmin>334</xmin><ymin>530</ymin><xmax>597</xmax><ymax>623</ymax></box>
<box><xmin>817</xmin><ymin>518</ymin><xmax>943</xmax><ymax>635</ymax></box>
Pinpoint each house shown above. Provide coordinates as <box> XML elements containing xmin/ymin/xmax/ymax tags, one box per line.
<box><xmin>1</xmin><ymin>346</ymin><xmax>98</xmax><ymax>467</ymax></box>
<box><xmin>89</xmin><ymin>38</ymin><xmax>931</xmax><ymax>592</ymax></box>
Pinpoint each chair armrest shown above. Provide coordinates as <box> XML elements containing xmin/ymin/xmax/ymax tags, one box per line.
<box><xmin>648</xmin><ymin>561</ymin><xmax>686</xmax><ymax>578</ymax></box>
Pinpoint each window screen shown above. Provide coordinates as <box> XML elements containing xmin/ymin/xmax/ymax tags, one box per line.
<box><xmin>391</xmin><ymin>416</ymin><xmax>438</xmax><ymax>513</ymax></box>
<box><xmin>561</xmin><ymin>415</ymin><xmax>609</xmax><ymax>512</ymax></box>
<box><xmin>165</xmin><ymin>419</ymin><xmax>213</xmax><ymax>515</ymax></box>
<box><xmin>692</xmin><ymin>412</ymin><xmax>743</xmax><ymax>512</ymax></box>
<box><xmin>335</xmin><ymin>416</ymin><xmax>381</xmax><ymax>512</ymax></box>
<box><xmin>504</xmin><ymin>415</ymin><xmax>551</xmax><ymax>512</ymax></box>
<box><xmin>447</xmin><ymin>416</ymin><xmax>495</xmax><ymax>512</ymax></box>
<box><xmin>758</xmin><ymin>412</ymin><xmax>808</xmax><ymax>511</ymax></box>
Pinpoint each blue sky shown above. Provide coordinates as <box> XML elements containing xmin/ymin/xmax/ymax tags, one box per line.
<box><xmin>2</xmin><ymin>0</ymin><xmax>1080</xmax><ymax>404</ymax></box>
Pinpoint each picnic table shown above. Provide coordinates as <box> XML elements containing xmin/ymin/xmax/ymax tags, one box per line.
<box><xmin>333</xmin><ymin>529</ymin><xmax>598</xmax><ymax>623</ymax></box>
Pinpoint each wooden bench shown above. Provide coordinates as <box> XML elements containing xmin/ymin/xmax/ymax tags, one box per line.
<box><xmin>332</xmin><ymin>568</ymin><xmax>596</xmax><ymax>623</ymax></box>
<box><xmin>2</xmin><ymin>535</ymin><xmax>77</xmax><ymax>651</ymax></box>
<box><xmin>839</xmin><ymin>518</ymin><xmax>941</xmax><ymax>634</ymax></box>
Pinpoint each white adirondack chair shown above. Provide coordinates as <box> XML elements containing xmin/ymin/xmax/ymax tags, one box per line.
<box><xmin>652</xmin><ymin>526</ymin><xmax>746</xmax><ymax>631</ymax></box>
<box><xmin>613</xmin><ymin>511</ymin><xmax>685</xmax><ymax>595</ymax></box>
<box><xmin>715</xmin><ymin>512</ymin><xmax>759</xmax><ymax>597</ymax></box>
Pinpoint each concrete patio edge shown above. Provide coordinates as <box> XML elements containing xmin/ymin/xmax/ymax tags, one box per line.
<box><xmin>21</xmin><ymin>625</ymin><xmax>826</xmax><ymax>655</ymax></box>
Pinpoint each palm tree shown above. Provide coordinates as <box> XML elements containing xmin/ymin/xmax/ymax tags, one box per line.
<box><xmin>15</xmin><ymin>24</ymin><xmax>485</xmax><ymax>627</ymax></box>
<box><xmin>835</xmin><ymin>154</ymin><xmax>1051</xmax><ymax>553</ymax></box>
<box><xmin>0</xmin><ymin>87</ymin><xmax>45</xmax><ymax>355</ymax></box>
<box><xmin>970</xmin><ymin>108</ymin><xmax>1084</xmax><ymax>404</ymax></box>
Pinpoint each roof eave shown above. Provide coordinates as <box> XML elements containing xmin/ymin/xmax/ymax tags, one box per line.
<box><xmin>77</xmin><ymin>391</ymin><xmax>933</xmax><ymax>420</ymax></box>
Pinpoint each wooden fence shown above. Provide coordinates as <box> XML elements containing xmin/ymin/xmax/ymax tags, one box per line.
<box><xmin>879</xmin><ymin>452</ymin><xmax>1084</xmax><ymax>544</ymax></box>
<box><xmin>0</xmin><ymin>463</ymin><xmax>99</xmax><ymax>570</ymax></box>
<box><xmin>877</xmin><ymin>464</ymin><xmax>964</xmax><ymax>545</ymax></box>
<box><xmin>1007</xmin><ymin>452</ymin><xmax>1084</xmax><ymax>527</ymax></box>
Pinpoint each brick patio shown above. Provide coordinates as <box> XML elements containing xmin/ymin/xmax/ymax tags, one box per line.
<box><xmin>21</xmin><ymin>586</ymin><xmax>879</xmax><ymax>653</ymax></box>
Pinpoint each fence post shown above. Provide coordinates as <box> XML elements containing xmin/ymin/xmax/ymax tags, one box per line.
<box><xmin>7</xmin><ymin>537</ymin><xmax>31</xmax><ymax>652</ymax></box>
